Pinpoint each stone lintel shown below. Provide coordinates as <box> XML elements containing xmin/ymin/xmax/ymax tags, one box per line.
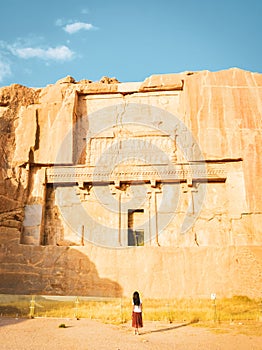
<box><xmin>46</xmin><ymin>163</ymin><xmax>227</xmax><ymax>185</ymax></box>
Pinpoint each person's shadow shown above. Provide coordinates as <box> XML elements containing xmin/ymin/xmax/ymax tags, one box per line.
<box><xmin>140</xmin><ymin>319</ymin><xmax>199</xmax><ymax>335</ymax></box>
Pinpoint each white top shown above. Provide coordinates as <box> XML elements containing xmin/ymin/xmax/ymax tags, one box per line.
<box><xmin>133</xmin><ymin>300</ymin><xmax>142</xmax><ymax>313</ymax></box>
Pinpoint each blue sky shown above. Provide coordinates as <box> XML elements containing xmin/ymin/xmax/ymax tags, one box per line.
<box><xmin>0</xmin><ymin>0</ymin><xmax>261</xmax><ymax>87</ymax></box>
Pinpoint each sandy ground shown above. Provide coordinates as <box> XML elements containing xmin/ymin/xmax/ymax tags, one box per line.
<box><xmin>0</xmin><ymin>317</ymin><xmax>261</xmax><ymax>350</ymax></box>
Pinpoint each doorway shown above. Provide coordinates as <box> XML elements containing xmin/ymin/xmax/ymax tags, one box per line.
<box><xmin>128</xmin><ymin>209</ymin><xmax>144</xmax><ymax>246</ymax></box>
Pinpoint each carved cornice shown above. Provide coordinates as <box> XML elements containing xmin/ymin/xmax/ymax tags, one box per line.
<box><xmin>46</xmin><ymin>163</ymin><xmax>226</xmax><ymax>184</ymax></box>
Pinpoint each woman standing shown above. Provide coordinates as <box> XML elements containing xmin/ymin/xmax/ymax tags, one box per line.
<box><xmin>132</xmin><ymin>291</ymin><xmax>143</xmax><ymax>335</ymax></box>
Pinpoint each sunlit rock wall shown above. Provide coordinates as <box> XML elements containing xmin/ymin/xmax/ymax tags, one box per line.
<box><xmin>0</xmin><ymin>69</ymin><xmax>261</xmax><ymax>298</ymax></box>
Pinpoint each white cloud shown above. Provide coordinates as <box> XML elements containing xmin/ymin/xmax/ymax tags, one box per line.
<box><xmin>0</xmin><ymin>60</ymin><xmax>11</xmax><ymax>82</ymax></box>
<box><xmin>63</xmin><ymin>22</ymin><xmax>95</xmax><ymax>34</ymax></box>
<box><xmin>10</xmin><ymin>45</ymin><xmax>74</xmax><ymax>61</ymax></box>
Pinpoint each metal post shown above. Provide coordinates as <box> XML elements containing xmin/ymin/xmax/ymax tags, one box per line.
<box><xmin>74</xmin><ymin>297</ymin><xmax>80</xmax><ymax>320</ymax></box>
<box><xmin>213</xmin><ymin>299</ymin><xmax>217</xmax><ymax>322</ymax></box>
<box><xmin>29</xmin><ymin>296</ymin><xmax>35</xmax><ymax>318</ymax></box>
<box><xmin>211</xmin><ymin>293</ymin><xmax>217</xmax><ymax>323</ymax></box>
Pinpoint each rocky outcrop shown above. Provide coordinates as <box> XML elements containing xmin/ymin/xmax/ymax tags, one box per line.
<box><xmin>0</xmin><ymin>85</ymin><xmax>40</xmax><ymax>234</ymax></box>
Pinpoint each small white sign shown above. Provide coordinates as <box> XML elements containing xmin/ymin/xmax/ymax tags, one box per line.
<box><xmin>210</xmin><ymin>293</ymin><xmax>216</xmax><ymax>300</ymax></box>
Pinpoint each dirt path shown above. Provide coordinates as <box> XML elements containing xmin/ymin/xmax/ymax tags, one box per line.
<box><xmin>0</xmin><ymin>317</ymin><xmax>261</xmax><ymax>350</ymax></box>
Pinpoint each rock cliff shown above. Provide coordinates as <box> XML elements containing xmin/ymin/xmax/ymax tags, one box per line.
<box><xmin>0</xmin><ymin>68</ymin><xmax>261</xmax><ymax>298</ymax></box>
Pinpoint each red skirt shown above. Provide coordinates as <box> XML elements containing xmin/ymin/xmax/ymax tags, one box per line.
<box><xmin>132</xmin><ymin>311</ymin><xmax>143</xmax><ymax>328</ymax></box>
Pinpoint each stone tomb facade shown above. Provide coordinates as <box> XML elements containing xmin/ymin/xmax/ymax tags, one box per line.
<box><xmin>21</xmin><ymin>85</ymin><xmax>229</xmax><ymax>249</ymax></box>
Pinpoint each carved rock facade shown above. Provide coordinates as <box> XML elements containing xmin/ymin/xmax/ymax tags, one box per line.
<box><xmin>0</xmin><ymin>68</ymin><xmax>261</xmax><ymax>298</ymax></box>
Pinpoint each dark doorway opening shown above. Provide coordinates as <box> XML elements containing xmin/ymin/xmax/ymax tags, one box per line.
<box><xmin>128</xmin><ymin>209</ymin><xmax>144</xmax><ymax>246</ymax></box>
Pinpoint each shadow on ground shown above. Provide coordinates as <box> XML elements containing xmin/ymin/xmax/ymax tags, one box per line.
<box><xmin>140</xmin><ymin>319</ymin><xmax>199</xmax><ymax>335</ymax></box>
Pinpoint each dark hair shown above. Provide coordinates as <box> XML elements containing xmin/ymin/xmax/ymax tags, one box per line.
<box><xmin>133</xmin><ymin>291</ymin><xmax>140</xmax><ymax>306</ymax></box>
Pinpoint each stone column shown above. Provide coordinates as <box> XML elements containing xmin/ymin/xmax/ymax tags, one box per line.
<box><xmin>111</xmin><ymin>182</ymin><xmax>125</xmax><ymax>247</ymax></box>
<box><xmin>118</xmin><ymin>190</ymin><xmax>122</xmax><ymax>246</ymax></box>
<box><xmin>149</xmin><ymin>181</ymin><xmax>162</xmax><ymax>246</ymax></box>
